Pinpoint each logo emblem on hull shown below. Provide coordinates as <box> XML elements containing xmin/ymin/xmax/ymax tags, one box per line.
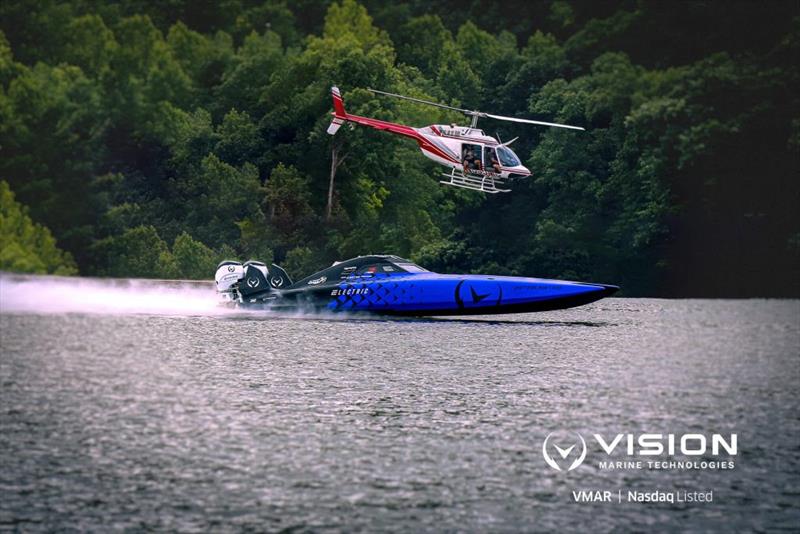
<box><xmin>246</xmin><ymin>277</ymin><xmax>260</xmax><ymax>288</ymax></box>
<box><xmin>454</xmin><ymin>280</ymin><xmax>503</xmax><ymax>309</ymax></box>
<box><xmin>270</xmin><ymin>277</ymin><xmax>284</xmax><ymax>288</ymax></box>
<box><xmin>542</xmin><ymin>432</ymin><xmax>587</xmax><ymax>471</ymax></box>
<box><xmin>227</xmin><ymin>265</ymin><xmax>235</xmax><ymax>272</ymax></box>
<box><xmin>470</xmin><ymin>286</ymin><xmax>490</xmax><ymax>303</ymax></box>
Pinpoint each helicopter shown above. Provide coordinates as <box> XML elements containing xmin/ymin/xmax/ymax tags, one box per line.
<box><xmin>326</xmin><ymin>86</ymin><xmax>584</xmax><ymax>194</ymax></box>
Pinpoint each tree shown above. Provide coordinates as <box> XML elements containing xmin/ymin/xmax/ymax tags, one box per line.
<box><xmin>0</xmin><ymin>60</ymin><xmax>105</xmax><ymax>263</ymax></box>
<box><xmin>169</xmin><ymin>154</ymin><xmax>264</xmax><ymax>248</ymax></box>
<box><xmin>0</xmin><ymin>0</ymin><xmax>795</xmax><ymax>295</ymax></box>
<box><xmin>91</xmin><ymin>225</ymin><xmax>176</xmax><ymax>278</ymax></box>
<box><xmin>0</xmin><ymin>180</ymin><xmax>77</xmax><ymax>274</ymax></box>
<box><xmin>326</xmin><ymin>136</ymin><xmax>349</xmax><ymax>221</ymax></box>
<box><xmin>264</xmin><ymin>163</ymin><xmax>316</xmax><ymax>248</ymax></box>
<box><xmin>214</xmin><ymin>29</ymin><xmax>284</xmax><ymax>117</ymax></box>
<box><xmin>172</xmin><ymin>231</ymin><xmax>217</xmax><ymax>279</ymax></box>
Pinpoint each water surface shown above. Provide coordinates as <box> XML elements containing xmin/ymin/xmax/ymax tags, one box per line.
<box><xmin>1</xmin><ymin>277</ymin><xmax>798</xmax><ymax>531</ymax></box>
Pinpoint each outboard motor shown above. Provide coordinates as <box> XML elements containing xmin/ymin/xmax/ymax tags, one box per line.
<box><xmin>268</xmin><ymin>263</ymin><xmax>293</xmax><ymax>289</ymax></box>
<box><xmin>215</xmin><ymin>260</ymin><xmax>244</xmax><ymax>300</ymax></box>
<box><xmin>214</xmin><ymin>258</ymin><xmax>292</xmax><ymax>305</ymax></box>
<box><xmin>240</xmin><ymin>260</ymin><xmax>270</xmax><ymax>298</ymax></box>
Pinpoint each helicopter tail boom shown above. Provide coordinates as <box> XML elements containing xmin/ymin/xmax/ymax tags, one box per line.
<box><xmin>327</xmin><ymin>86</ymin><xmax>420</xmax><ymax>140</ymax></box>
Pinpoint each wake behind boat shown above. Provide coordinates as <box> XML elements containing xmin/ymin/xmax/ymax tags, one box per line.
<box><xmin>214</xmin><ymin>255</ymin><xmax>618</xmax><ymax>316</ymax></box>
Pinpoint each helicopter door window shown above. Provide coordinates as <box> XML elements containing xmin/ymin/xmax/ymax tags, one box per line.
<box><xmin>461</xmin><ymin>144</ymin><xmax>483</xmax><ymax>171</ymax></box>
<box><xmin>484</xmin><ymin>147</ymin><xmax>501</xmax><ymax>173</ymax></box>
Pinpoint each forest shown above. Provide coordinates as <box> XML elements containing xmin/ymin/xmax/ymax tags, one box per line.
<box><xmin>0</xmin><ymin>0</ymin><xmax>798</xmax><ymax>296</ymax></box>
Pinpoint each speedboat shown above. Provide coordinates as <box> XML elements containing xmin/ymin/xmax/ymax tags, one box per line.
<box><xmin>214</xmin><ymin>255</ymin><xmax>618</xmax><ymax>316</ymax></box>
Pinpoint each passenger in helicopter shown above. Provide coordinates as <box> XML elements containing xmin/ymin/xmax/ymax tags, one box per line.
<box><xmin>462</xmin><ymin>144</ymin><xmax>482</xmax><ymax>172</ymax></box>
<box><xmin>485</xmin><ymin>147</ymin><xmax>502</xmax><ymax>174</ymax></box>
<box><xmin>462</xmin><ymin>147</ymin><xmax>475</xmax><ymax>170</ymax></box>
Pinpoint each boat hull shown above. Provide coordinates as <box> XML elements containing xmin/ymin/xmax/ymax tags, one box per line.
<box><xmin>242</xmin><ymin>274</ymin><xmax>618</xmax><ymax>316</ymax></box>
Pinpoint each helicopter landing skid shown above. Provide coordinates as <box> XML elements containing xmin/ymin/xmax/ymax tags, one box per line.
<box><xmin>439</xmin><ymin>169</ymin><xmax>511</xmax><ymax>194</ymax></box>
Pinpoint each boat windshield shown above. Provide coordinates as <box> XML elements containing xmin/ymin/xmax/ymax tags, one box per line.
<box><xmin>393</xmin><ymin>262</ymin><xmax>429</xmax><ymax>273</ymax></box>
<box><xmin>497</xmin><ymin>146</ymin><xmax>521</xmax><ymax>167</ymax></box>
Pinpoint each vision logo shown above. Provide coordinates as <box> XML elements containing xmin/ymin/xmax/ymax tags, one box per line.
<box><xmin>469</xmin><ymin>286</ymin><xmax>490</xmax><ymax>303</ymax></box>
<box><xmin>246</xmin><ymin>277</ymin><xmax>260</xmax><ymax>288</ymax></box>
<box><xmin>541</xmin><ymin>431</ymin><xmax>738</xmax><ymax>472</ymax></box>
<box><xmin>454</xmin><ymin>280</ymin><xmax>502</xmax><ymax>309</ymax></box>
<box><xmin>542</xmin><ymin>431</ymin><xmax>587</xmax><ymax>472</ymax></box>
<box><xmin>270</xmin><ymin>276</ymin><xmax>284</xmax><ymax>288</ymax></box>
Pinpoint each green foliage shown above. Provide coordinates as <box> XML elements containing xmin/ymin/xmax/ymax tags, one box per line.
<box><xmin>264</xmin><ymin>163</ymin><xmax>317</xmax><ymax>249</ymax></box>
<box><xmin>172</xmin><ymin>231</ymin><xmax>217</xmax><ymax>279</ymax></box>
<box><xmin>92</xmin><ymin>225</ymin><xmax>176</xmax><ymax>278</ymax></box>
<box><xmin>324</xmin><ymin>0</ymin><xmax>389</xmax><ymax>50</ymax></box>
<box><xmin>92</xmin><ymin>226</ymin><xmax>220</xmax><ymax>280</ymax></box>
<box><xmin>169</xmin><ymin>153</ymin><xmax>264</xmax><ymax>248</ymax></box>
<box><xmin>214</xmin><ymin>30</ymin><xmax>284</xmax><ymax>116</ymax></box>
<box><xmin>0</xmin><ymin>180</ymin><xmax>77</xmax><ymax>275</ymax></box>
<box><xmin>282</xmin><ymin>246</ymin><xmax>319</xmax><ymax>280</ymax></box>
<box><xmin>62</xmin><ymin>15</ymin><xmax>118</xmax><ymax>77</ymax></box>
<box><xmin>230</xmin><ymin>2</ymin><xmax>298</xmax><ymax>47</ymax></box>
<box><xmin>0</xmin><ymin>1</ymin><xmax>796</xmax><ymax>295</ymax></box>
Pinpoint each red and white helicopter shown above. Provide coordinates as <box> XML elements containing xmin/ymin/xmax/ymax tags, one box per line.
<box><xmin>326</xmin><ymin>86</ymin><xmax>584</xmax><ymax>194</ymax></box>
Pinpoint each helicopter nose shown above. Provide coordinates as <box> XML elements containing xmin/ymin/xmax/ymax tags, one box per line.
<box><xmin>509</xmin><ymin>166</ymin><xmax>531</xmax><ymax>179</ymax></box>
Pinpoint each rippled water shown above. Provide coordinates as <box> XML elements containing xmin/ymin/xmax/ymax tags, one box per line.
<box><xmin>1</xmin><ymin>276</ymin><xmax>798</xmax><ymax>531</ymax></box>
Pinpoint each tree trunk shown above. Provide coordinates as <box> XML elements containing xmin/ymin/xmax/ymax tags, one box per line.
<box><xmin>326</xmin><ymin>146</ymin><xmax>337</xmax><ymax>221</ymax></box>
<box><xmin>326</xmin><ymin>144</ymin><xmax>348</xmax><ymax>221</ymax></box>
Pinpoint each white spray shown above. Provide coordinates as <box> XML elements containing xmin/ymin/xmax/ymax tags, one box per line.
<box><xmin>0</xmin><ymin>273</ymin><xmax>231</xmax><ymax>316</ymax></box>
<box><xmin>0</xmin><ymin>273</ymin><xmax>384</xmax><ymax>322</ymax></box>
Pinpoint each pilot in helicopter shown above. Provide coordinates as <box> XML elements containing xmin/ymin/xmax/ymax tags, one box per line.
<box><xmin>485</xmin><ymin>147</ymin><xmax>502</xmax><ymax>174</ymax></box>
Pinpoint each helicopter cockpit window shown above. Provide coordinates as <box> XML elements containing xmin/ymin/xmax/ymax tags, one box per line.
<box><xmin>497</xmin><ymin>146</ymin><xmax>521</xmax><ymax>167</ymax></box>
<box><xmin>462</xmin><ymin>144</ymin><xmax>483</xmax><ymax>170</ymax></box>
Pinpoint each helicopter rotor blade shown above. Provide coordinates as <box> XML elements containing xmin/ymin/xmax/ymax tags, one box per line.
<box><xmin>485</xmin><ymin>113</ymin><xmax>585</xmax><ymax>131</ymax></box>
<box><xmin>367</xmin><ymin>88</ymin><xmax>474</xmax><ymax>116</ymax></box>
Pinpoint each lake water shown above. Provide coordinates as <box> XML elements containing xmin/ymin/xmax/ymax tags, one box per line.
<box><xmin>1</xmin><ymin>276</ymin><xmax>798</xmax><ymax>531</ymax></box>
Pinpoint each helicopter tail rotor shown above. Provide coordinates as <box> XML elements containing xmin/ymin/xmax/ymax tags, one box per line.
<box><xmin>327</xmin><ymin>86</ymin><xmax>347</xmax><ymax>135</ymax></box>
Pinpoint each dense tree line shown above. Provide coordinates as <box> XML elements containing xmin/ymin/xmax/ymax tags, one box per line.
<box><xmin>0</xmin><ymin>0</ymin><xmax>797</xmax><ymax>295</ymax></box>
<box><xmin>0</xmin><ymin>180</ymin><xmax>77</xmax><ymax>274</ymax></box>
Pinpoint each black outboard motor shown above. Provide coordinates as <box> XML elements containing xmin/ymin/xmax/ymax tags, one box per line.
<box><xmin>268</xmin><ymin>263</ymin><xmax>293</xmax><ymax>289</ymax></box>
<box><xmin>214</xmin><ymin>258</ymin><xmax>293</xmax><ymax>305</ymax></box>
<box><xmin>240</xmin><ymin>260</ymin><xmax>270</xmax><ymax>298</ymax></box>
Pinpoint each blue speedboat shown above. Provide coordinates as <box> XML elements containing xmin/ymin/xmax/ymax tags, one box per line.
<box><xmin>214</xmin><ymin>255</ymin><xmax>618</xmax><ymax>316</ymax></box>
